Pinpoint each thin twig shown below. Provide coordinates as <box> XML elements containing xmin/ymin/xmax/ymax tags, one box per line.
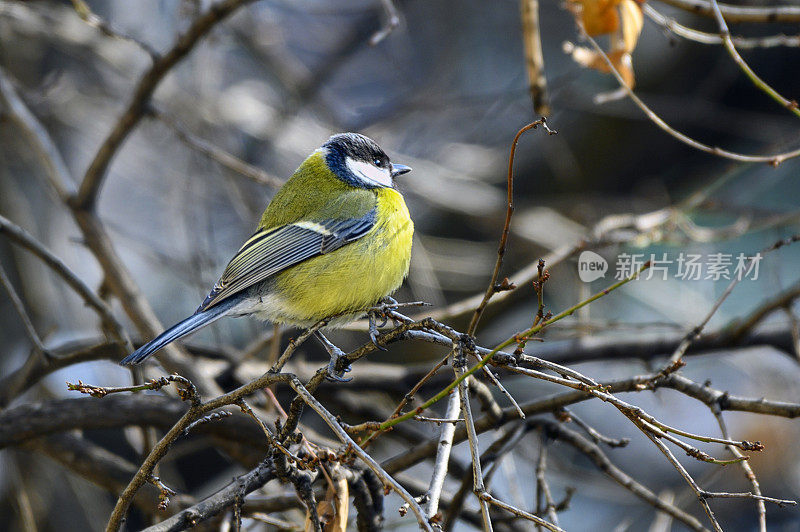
<box><xmin>479</xmin><ymin>492</ymin><xmax>564</xmax><ymax>532</ymax></box>
<box><xmin>70</xmin><ymin>0</ymin><xmax>159</xmax><ymax>58</ymax></box>
<box><xmin>542</xmin><ymin>420</ymin><xmax>708</xmax><ymax>531</ymax></box>
<box><xmin>578</xmin><ymin>28</ymin><xmax>800</xmax><ymax>165</ymax></box>
<box><xmin>0</xmin><ymin>212</ymin><xmax>128</xmax><ymax>347</ymax></box>
<box><xmin>521</xmin><ymin>0</ymin><xmax>550</xmax><ymax>114</ymax></box>
<box><xmin>0</xmin><ymin>263</ymin><xmax>48</xmax><ymax>356</ymax></box>
<box><xmin>235</xmin><ymin>398</ymin><xmax>300</xmax><ymax>463</ymax></box>
<box><xmin>74</xmin><ymin>0</ymin><xmax>257</xmax><ymax>210</ymax></box>
<box><xmin>655</xmin><ymin>0</ymin><xmax>800</xmax><ymax>23</ymax></box>
<box><xmin>375</xmin><ymin>263</ymin><xmax>649</xmax><ymax>435</ymax></box>
<box><xmin>535</xmin><ymin>435</ymin><xmax>559</xmax><ymax>528</ymax></box>
<box><xmin>475</xmin><ymin>358</ymin><xmax>525</xmax><ymax>419</ymax></box>
<box><xmin>141</xmin><ymin>460</ymin><xmax>276</xmax><ymax>532</ymax></box>
<box><xmin>629</xmin><ymin>415</ymin><xmax>724</xmax><ymax>532</ymax></box>
<box><xmin>424</xmin><ymin>382</ymin><xmax>460</xmax><ymax>520</ymax></box>
<box><xmin>270</xmin><ymin>321</ymin><xmax>328</xmax><ymax>373</ymax></box>
<box><xmin>370</xmin><ymin>0</ymin><xmax>400</xmax><ymax>45</ymax></box>
<box><xmin>467</xmin><ymin>119</ymin><xmax>556</xmax><ymax>336</ymax></box>
<box><xmin>358</xmin><ymin>353</ymin><xmax>450</xmax><ymax>448</ymax></box>
<box><xmin>710</xmin><ymin>407</ymin><xmax>766</xmax><ymax>531</ymax></box>
<box><xmin>558</xmin><ymin>408</ymin><xmax>630</xmax><ymax>448</ymax></box>
<box><xmin>645</xmin><ymin>5</ymin><xmax>800</xmax><ymax>49</ymax></box>
<box><xmin>287</xmin><ymin>377</ymin><xmax>433</xmax><ymax>531</ymax></box>
<box><xmin>67</xmin><ymin>375</ymin><xmax>198</xmax><ymax>402</ymax></box>
<box><xmin>148</xmin><ymin>106</ymin><xmax>284</xmax><ymax>188</ymax></box>
<box><xmin>455</xmin><ymin>360</ymin><xmax>493</xmax><ymax>531</ymax></box>
<box><xmin>707</xmin><ymin>0</ymin><xmax>800</xmax><ymax>118</ymax></box>
<box><xmin>671</xmin><ymin>236</ymin><xmax>800</xmax><ymax>363</ymax></box>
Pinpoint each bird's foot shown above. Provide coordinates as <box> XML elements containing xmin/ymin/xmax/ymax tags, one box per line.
<box><xmin>326</xmin><ymin>351</ymin><xmax>352</xmax><ymax>382</ymax></box>
<box><xmin>369</xmin><ymin>297</ymin><xmax>402</xmax><ymax>349</ymax></box>
<box><xmin>368</xmin><ymin>309</ymin><xmax>390</xmax><ymax>351</ymax></box>
<box><xmin>315</xmin><ymin>331</ymin><xmax>352</xmax><ymax>382</ymax></box>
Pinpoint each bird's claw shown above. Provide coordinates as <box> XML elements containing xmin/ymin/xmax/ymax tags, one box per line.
<box><xmin>368</xmin><ymin>297</ymin><xmax>399</xmax><ymax>351</ymax></box>
<box><xmin>325</xmin><ymin>357</ymin><xmax>353</xmax><ymax>382</ymax></box>
<box><xmin>326</xmin><ymin>352</ymin><xmax>352</xmax><ymax>382</ymax></box>
<box><xmin>315</xmin><ymin>331</ymin><xmax>353</xmax><ymax>382</ymax></box>
<box><xmin>368</xmin><ymin>312</ymin><xmax>388</xmax><ymax>351</ymax></box>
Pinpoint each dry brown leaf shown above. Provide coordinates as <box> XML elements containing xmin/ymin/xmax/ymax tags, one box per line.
<box><xmin>578</xmin><ymin>0</ymin><xmax>622</xmax><ymax>36</ymax></box>
<box><xmin>565</xmin><ymin>44</ymin><xmax>636</xmax><ymax>87</ymax></box>
<box><xmin>305</xmin><ymin>475</ymin><xmax>349</xmax><ymax>532</ymax></box>
<box><xmin>330</xmin><ymin>476</ymin><xmax>349</xmax><ymax>532</ymax></box>
<box><xmin>566</xmin><ymin>0</ymin><xmax>643</xmax><ymax>87</ymax></box>
<box><xmin>618</xmin><ymin>0</ymin><xmax>644</xmax><ymax>53</ymax></box>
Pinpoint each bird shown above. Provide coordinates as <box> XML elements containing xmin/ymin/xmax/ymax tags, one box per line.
<box><xmin>120</xmin><ymin>133</ymin><xmax>414</xmax><ymax>380</ymax></box>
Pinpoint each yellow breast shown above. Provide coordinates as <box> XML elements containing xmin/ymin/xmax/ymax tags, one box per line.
<box><xmin>269</xmin><ymin>188</ymin><xmax>413</xmax><ymax>325</ymax></box>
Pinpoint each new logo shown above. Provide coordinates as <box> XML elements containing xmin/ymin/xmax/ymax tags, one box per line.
<box><xmin>578</xmin><ymin>251</ymin><xmax>608</xmax><ymax>282</ymax></box>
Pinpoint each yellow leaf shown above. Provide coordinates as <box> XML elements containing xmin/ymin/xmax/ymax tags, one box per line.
<box><xmin>305</xmin><ymin>475</ymin><xmax>349</xmax><ymax>532</ymax></box>
<box><xmin>565</xmin><ymin>0</ymin><xmax>643</xmax><ymax>87</ymax></box>
<box><xmin>576</xmin><ymin>0</ymin><xmax>622</xmax><ymax>36</ymax></box>
<box><xmin>564</xmin><ymin>45</ymin><xmax>635</xmax><ymax>87</ymax></box>
<box><xmin>617</xmin><ymin>0</ymin><xmax>643</xmax><ymax>53</ymax></box>
<box><xmin>328</xmin><ymin>476</ymin><xmax>349</xmax><ymax>532</ymax></box>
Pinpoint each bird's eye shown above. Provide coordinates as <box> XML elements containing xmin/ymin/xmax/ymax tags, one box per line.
<box><xmin>373</xmin><ymin>158</ymin><xmax>384</xmax><ymax>168</ymax></box>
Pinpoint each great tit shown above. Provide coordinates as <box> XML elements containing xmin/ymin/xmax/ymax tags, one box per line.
<box><xmin>120</xmin><ymin>133</ymin><xmax>414</xmax><ymax>380</ymax></box>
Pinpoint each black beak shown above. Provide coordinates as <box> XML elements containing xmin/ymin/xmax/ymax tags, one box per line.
<box><xmin>391</xmin><ymin>163</ymin><xmax>412</xmax><ymax>178</ymax></box>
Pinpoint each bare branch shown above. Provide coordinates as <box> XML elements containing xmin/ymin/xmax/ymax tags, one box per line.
<box><xmin>520</xmin><ymin>0</ymin><xmax>550</xmax><ymax>114</ymax></box>
<box><xmin>729</xmin><ymin>280</ymin><xmax>800</xmax><ymax>340</ymax></box>
<box><xmin>142</xmin><ymin>460</ymin><xmax>275</xmax><ymax>532</ymax></box>
<box><xmin>70</xmin><ymin>0</ymin><xmax>159</xmax><ymax>59</ymax></box>
<box><xmin>382</xmin><ymin>372</ymin><xmax>800</xmax><ymax>474</ymax></box>
<box><xmin>369</xmin><ymin>0</ymin><xmax>400</xmax><ymax>46</ymax></box>
<box><xmin>629</xmin><ymin>415</ymin><xmax>724</xmax><ymax>531</ymax></box>
<box><xmin>655</xmin><ymin>0</ymin><xmax>800</xmax><ymax>23</ymax></box>
<box><xmin>535</xmin><ymin>435</ymin><xmax>559</xmax><ymax>528</ymax></box>
<box><xmin>287</xmin><ymin>376</ymin><xmax>433</xmax><ymax>531</ymax></box>
<box><xmin>103</xmin><ymin>370</ymin><xmax>294</xmax><ymax>532</ymax></box>
<box><xmin>0</xmin><ymin>214</ymin><xmax>128</xmax><ymax>346</ymax></box>
<box><xmin>424</xmin><ymin>383</ymin><xmax>460</xmax><ymax>520</ymax></box>
<box><xmin>0</xmin><ymin>341</ymin><xmax>125</xmax><ymax>409</ymax></box>
<box><xmin>454</xmin><ymin>355</ymin><xmax>494</xmax><ymax>531</ymax></box>
<box><xmin>467</xmin><ymin>119</ymin><xmax>556</xmax><ymax>336</ymax></box>
<box><xmin>707</xmin><ymin>0</ymin><xmax>800</xmax><ymax>118</ymax></box>
<box><xmin>0</xmin><ymin>262</ymin><xmax>48</xmax><ymax>356</ymax></box>
<box><xmin>73</xmin><ymin>0</ymin><xmax>257</xmax><ymax>210</ymax></box>
<box><xmin>577</xmin><ymin>28</ymin><xmax>800</xmax><ymax>165</ymax></box>
<box><xmin>479</xmin><ymin>492</ymin><xmax>564</xmax><ymax>532</ymax></box>
<box><xmin>0</xmin><ymin>68</ymin><xmax>73</xmax><ymax>199</ymax></box>
<box><xmin>544</xmin><ymin>420</ymin><xmax>708</xmax><ymax>531</ymax></box>
<box><xmin>711</xmin><ymin>409</ymin><xmax>766</xmax><ymax>531</ymax></box>
<box><xmin>645</xmin><ymin>5</ymin><xmax>800</xmax><ymax>49</ymax></box>
<box><xmin>148</xmin><ymin>106</ymin><xmax>284</xmax><ymax>188</ymax></box>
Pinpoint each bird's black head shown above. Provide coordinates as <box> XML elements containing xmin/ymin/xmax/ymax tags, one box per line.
<box><xmin>323</xmin><ymin>133</ymin><xmax>411</xmax><ymax>189</ymax></box>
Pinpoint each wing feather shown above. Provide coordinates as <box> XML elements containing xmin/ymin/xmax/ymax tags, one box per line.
<box><xmin>198</xmin><ymin>209</ymin><xmax>376</xmax><ymax>311</ymax></box>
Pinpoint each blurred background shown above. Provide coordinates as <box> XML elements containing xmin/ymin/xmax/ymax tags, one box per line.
<box><xmin>1</xmin><ymin>0</ymin><xmax>799</xmax><ymax>530</ymax></box>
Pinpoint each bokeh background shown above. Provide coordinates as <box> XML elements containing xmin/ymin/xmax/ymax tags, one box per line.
<box><xmin>1</xmin><ymin>0</ymin><xmax>799</xmax><ymax>530</ymax></box>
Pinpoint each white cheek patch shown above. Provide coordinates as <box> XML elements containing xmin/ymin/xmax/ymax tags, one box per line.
<box><xmin>346</xmin><ymin>157</ymin><xmax>393</xmax><ymax>188</ymax></box>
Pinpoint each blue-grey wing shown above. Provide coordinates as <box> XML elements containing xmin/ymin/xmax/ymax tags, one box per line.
<box><xmin>197</xmin><ymin>210</ymin><xmax>376</xmax><ymax>311</ymax></box>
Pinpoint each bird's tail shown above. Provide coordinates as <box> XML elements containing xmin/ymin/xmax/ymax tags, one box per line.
<box><xmin>120</xmin><ymin>298</ymin><xmax>239</xmax><ymax>365</ymax></box>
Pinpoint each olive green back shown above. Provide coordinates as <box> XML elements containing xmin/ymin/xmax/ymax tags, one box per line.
<box><xmin>259</xmin><ymin>151</ymin><xmax>377</xmax><ymax>229</ymax></box>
